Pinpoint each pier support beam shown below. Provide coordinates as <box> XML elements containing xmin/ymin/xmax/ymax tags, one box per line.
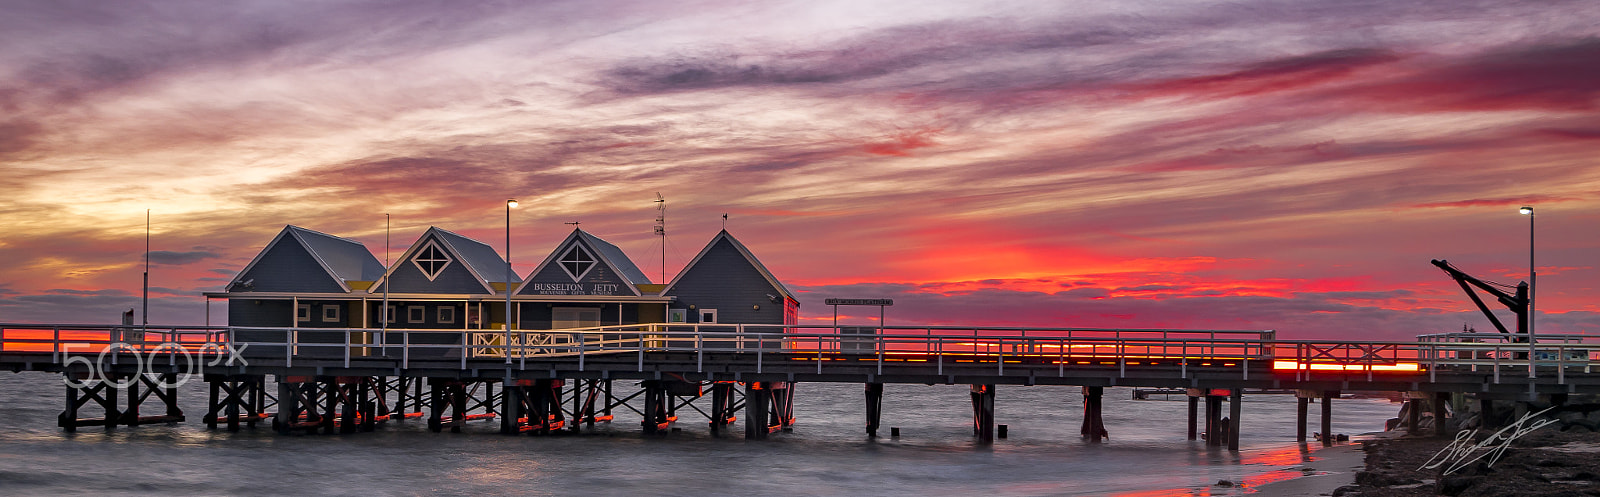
<box><xmin>1479</xmin><ymin>396</ymin><xmax>1496</xmax><ymax>430</ymax></box>
<box><xmin>642</xmin><ymin>380</ymin><xmax>669</xmax><ymax>434</ymax></box>
<box><xmin>59</xmin><ymin>373</ymin><xmax>122</xmax><ymax>432</ymax></box>
<box><xmin>1080</xmin><ymin>386</ymin><xmax>1107</xmax><ymax>443</ymax></box>
<box><xmin>1295</xmin><ymin>390</ymin><xmax>1311</xmax><ymax>442</ymax></box>
<box><xmin>865</xmin><ymin>383</ymin><xmax>883</xmax><ymax>437</ymax></box>
<box><xmin>1228</xmin><ymin>389</ymin><xmax>1241</xmax><ymax>451</ymax></box>
<box><xmin>709</xmin><ymin>382</ymin><xmax>737</xmax><ymax>434</ymax></box>
<box><xmin>427</xmin><ymin>379</ymin><xmax>473</xmax><ymax>433</ymax></box>
<box><xmin>1205</xmin><ymin>392</ymin><xmax>1224</xmax><ymax>447</ymax></box>
<box><xmin>121</xmin><ymin>373</ymin><xmax>185</xmax><ymax>427</ymax></box>
<box><xmin>1434</xmin><ymin>392</ymin><xmax>1449</xmax><ymax>438</ymax></box>
<box><xmin>745</xmin><ymin>382</ymin><xmax>772</xmax><ymax>439</ymax></box>
<box><xmin>1403</xmin><ymin>391</ymin><xmax>1423</xmax><ymax>434</ymax></box>
<box><xmin>500</xmin><ymin>382</ymin><xmax>524</xmax><ymax>435</ymax></box>
<box><xmin>971</xmin><ymin>384</ymin><xmax>995</xmax><ymax>444</ymax></box>
<box><xmin>204</xmin><ymin>374</ymin><xmax>265</xmax><ymax>432</ymax></box>
<box><xmin>1321</xmin><ymin>390</ymin><xmax>1337</xmax><ymax>447</ymax></box>
<box><xmin>1187</xmin><ymin>391</ymin><xmax>1199</xmax><ymax>440</ymax></box>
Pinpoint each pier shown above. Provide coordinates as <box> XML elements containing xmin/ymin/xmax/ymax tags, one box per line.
<box><xmin>3</xmin><ymin>323</ymin><xmax>1598</xmax><ymax>449</ymax></box>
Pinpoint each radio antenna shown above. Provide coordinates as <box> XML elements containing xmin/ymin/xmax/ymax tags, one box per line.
<box><xmin>654</xmin><ymin>193</ymin><xmax>666</xmax><ymax>283</ymax></box>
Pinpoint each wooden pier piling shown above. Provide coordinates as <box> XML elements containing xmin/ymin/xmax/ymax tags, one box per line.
<box><xmin>865</xmin><ymin>382</ymin><xmax>883</xmax><ymax>437</ymax></box>
<box><xmin>1080</xmin><ymin>386</ymin><xmax>1107</xmax><ymax>443</ymax></box>
<box><xmin>1321</xmin><ymin>390</ymin><xmax>1336</xmax><ymax>447</ymax></box>
<box><xmin>1187</xmin><ymin>392</ymin><xmax>1199</xmax><ymax>440</ymax></box>
<box><xmin>1227</xmin><ymin>389</ymin><xmax>1241</xmax><ymax>451</ymax></box>
<box><xmin>1295</xmin><ymin>390</ymin><xmax>1310</xmax><ymax>442</ymax></box>
<box><xmin>745</xmin><ymin>382</ymin><xmax>771</xmax><ymax>439</ymax></box>
<box><xmin>970</xmin><ymin>384</ymin><xmax>995</xmax><ymax>443</ymax></box>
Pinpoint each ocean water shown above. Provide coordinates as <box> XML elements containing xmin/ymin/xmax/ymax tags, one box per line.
<box><xmin>0</xmin><ymin>372</ymin><xmax>1398</xmax><ymax>496</ymax></box>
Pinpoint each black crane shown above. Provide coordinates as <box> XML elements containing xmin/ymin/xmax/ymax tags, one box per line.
<box><xmin>1430</xmin><ymin>259</ymin><xmax>1529</xmax><ymax>342</ymax></box>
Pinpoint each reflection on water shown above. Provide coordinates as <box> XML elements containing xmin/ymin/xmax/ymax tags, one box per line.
<box><xmin>0</xmin><ymin>372</ymin><xmax>1397</xmax><ymax>496</ymax></box>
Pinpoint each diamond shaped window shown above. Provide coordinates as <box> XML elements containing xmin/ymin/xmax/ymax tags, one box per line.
<box><xmin>558</xmin><ymin>245</ymin><xmax>596</xmax><ymax>281</ymax></box>
<box><xmin>411</xmin><ymin>240</ymin><xmax>453</xmax><ymax>281</ymax></box>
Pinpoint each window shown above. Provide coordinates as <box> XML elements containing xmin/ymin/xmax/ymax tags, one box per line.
<box><xmin>384</xmin><ymin>305</ymin><xmax>397</xmax><ymax>324</ymax></box>
<box><xmin>557</xmin><ymin>244</ymin><xmax>596</xmax><ymax>281</ymax></box>
<box><xmin>668</xmin><ymin>308</ymin><xmax>687</xmax><ymax>323</ymax></box>
<box><xmin>438</xmin><ymin>306</ymin><xmax>456</xmax><ymax>324</ymax></box>
<box><xmin>410</xmin><ymin>240</ymin><xmax>453</xmax><ymax>281</ymax></box>
<box><xmin>297</xmin><ymin>304</ymin><xmax>311</xmax><ymax>322</ymax></box>
<box><xmin>407</xmin><ymin>306</ymin><xmax>426</xmax><ymax>324</ymax></box>
<box><xmin>553</xmin><ymin>307</ymin><xmax>601</xmax><ymax>329</ymax></box>
<box><xmin>699</xmin><ymin>309</ymin><xmax>718</xmax><ymax>324</ymax></box>
<box><xmin>321</xmin><ymin>304</ymin><xmax>341</xmax><ymax>323</ymax></box>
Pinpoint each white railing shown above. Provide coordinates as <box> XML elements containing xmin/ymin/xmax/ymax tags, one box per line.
<box><xmin>4</xmin><ymin>322</ymin><xmax>1595</xmax><ymax>384</ymax></box>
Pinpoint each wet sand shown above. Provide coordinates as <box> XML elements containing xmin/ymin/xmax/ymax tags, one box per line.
<box><xmin>1251</xmin><ymin>442</ymin><xmax>1367</xmax><ymax>496</ymax></box>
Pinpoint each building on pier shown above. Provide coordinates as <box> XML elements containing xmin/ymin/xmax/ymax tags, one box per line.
<box><xmin>208</xmin><ymin>224</ymin><xmax>798</xmax><ymax>351</ymax></box>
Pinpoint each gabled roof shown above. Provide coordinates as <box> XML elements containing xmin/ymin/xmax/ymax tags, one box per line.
<box><xmin>369</xmin><ymin>227</ymin><xmax>518</xmax><ymax>294</ymax></box>
<box><xmin>576</xmin><ymin>230</ymin><xmax>652</xmax><ymax>286</ymax></box>
<box><xmin>293</xmin><ymin>226</ymin><xmax>387</xmax><ymax>283</ymax></box>
<box><xmin>661</xmin><ymin>230</ymin><xmax>795</xmax><ymax>302</ymax></box>
<box><xmin>226</xmin><ymin>225</ymin><xmax>383</xmax><ymax>293</ymax></box>
<box><xmin>432</xmin><ymin>228</ymin><xmax>520</xmax><ymax>284</ymax></box>
<box><xmin>516</xmin><ymin>228</ymin><xmax>649</xmax><ymax>296</ymax></box>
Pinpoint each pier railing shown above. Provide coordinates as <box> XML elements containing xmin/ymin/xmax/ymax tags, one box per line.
<box><xmin>4</xmin><ymin>322</ymin><xmax>1597</xmax><ymax>383</ymax></box>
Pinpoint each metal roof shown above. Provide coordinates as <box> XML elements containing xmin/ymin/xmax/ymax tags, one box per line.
<box><xmin>290</xmin><ymin>226</ymin><xmax>386</xmax><ymax>282</ymax></box>
<box><xmin>576</xmin><ymin>230</ymin><xmax>652</xmax><ymax>286</ymax></box>
<box><xmin>661</xmin><ymin>230</ymin><xmax>796</xmax><ymax>302</ymax></box>
<box><xmin>431</xmin><ymin>227</ymin><xmax>521</xmax><ymax>284</ymax></box>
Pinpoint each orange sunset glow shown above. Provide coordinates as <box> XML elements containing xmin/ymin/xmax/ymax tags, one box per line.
<box><xmin>0</xmin><ymin>1</ymin><xmax>1596</xmax><ymax>340</ymax></box>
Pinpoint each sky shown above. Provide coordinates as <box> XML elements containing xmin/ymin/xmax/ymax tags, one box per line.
<box><xmin>0</xmin><ymin>0</ymin><xmax>1596</xmax><ymax>340</ymax></box>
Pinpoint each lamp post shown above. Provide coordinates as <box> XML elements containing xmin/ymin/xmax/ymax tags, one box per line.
<box><xmin>506</xmin><ymin>198</ymin><xmax>518</xmax><ymax>364</ymax></box>
<box><xmin>1520</xmin><ymin>206</ymin><xmax>1535</xmax><ymax>376</ymax></box>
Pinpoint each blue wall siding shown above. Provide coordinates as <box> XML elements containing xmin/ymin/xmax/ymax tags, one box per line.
<box><xmin>236</xmin><ymin>239</ymin><xmax>344</xmax><ymax>293</ymax></box>
<box><xmin>666</xmin><ymin>239</ymin><xmax>784</xmax><ymax>324</ymax></box>
<box><xmin>228</xmin><ymin>299</ymin><xmax>292</xmax><ymax>358</ymax></box>
<box><xmin>378</xmin><ymin>236</ymin><xmax>492</xmax><ymax>294</ymax></box>
<box><xmin>522</xmin><ymin>241</ymin><xmax>635</xmax><ymax>296</ymax></box>
<box><xmin>367</xmin><ymin>301</ymin><xmax>468</xmax><ymax>329</ymax></box>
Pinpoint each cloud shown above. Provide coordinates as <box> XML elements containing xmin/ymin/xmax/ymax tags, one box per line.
<box><xmin>1328</xmin><ymin>37</ymin><xmax>1600</xmax><ymax>112</ymax></box>
<box><xmin>147</xmin><ymin>250</ymin><xmax>221</xmax><ymax>266</ymax></box>
<box><xmin>1123</xmin><ymin>48</ymin><xmax>1403</xmax><ymax>100</ymax></box>
<box><xmin>793</xmin><ymin>282</ymin><xmax>1599</xmax><ymax>340</ymax></box>
<box><xmin>1411</xmin><ymin>195</ymin><xmax>1588</xmax><ymax>209</ymax></box>
<box><xmin>45</xmin><ymin>288</ymin><xmax>131</xmax><ymax>297</ymax></box>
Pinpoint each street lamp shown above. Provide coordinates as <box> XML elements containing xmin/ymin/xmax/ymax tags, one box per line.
<box><xmin>506</xmin><ymin>198</ymin><xmax>518</xmax><ymax>364</ymax></box>
<box><xmin>1520</xmin><ymin>206</ymin><xmax>1534</xmax><ymax>377</ymax></box>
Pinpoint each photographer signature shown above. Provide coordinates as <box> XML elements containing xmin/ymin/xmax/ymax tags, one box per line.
<box><xmin>1420</xmin><ymin>406</ymin><xmax>1558</xmax><ymax>476</ymax></box>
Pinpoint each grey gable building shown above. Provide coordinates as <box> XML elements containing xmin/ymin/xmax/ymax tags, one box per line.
<box><xmin>211</xmin><ymin>225</ymin><xmax>799</xmax><ymax>342</ymax></box>
<box><xmin>662</xmin><ymin>230</ymin><xmax>799</xmax><ymax>326</ymax></box>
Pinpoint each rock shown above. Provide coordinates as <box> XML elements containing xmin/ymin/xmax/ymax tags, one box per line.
<box><xmin>1437</xmin><ymin>475</ymin><xmax>1484</xmax><ymax>496</ymax></box>
<box><xmin>1356</xmin><ymin>471</ymin><xmax>1420</xmax><ymax>487</ymax></box>
<box><xmin>1331</xmin><ymin>484</ymin><xmax>1361</xmax><ymax>496</ymax></box>
<box><xmin>1214</xmin><ymin>480</ymin><xmax>1234</xmax><ymax>487</ymax></box>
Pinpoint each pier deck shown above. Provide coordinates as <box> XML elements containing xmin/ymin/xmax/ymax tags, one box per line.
<box><xmin>3</xmin><ymin>323</ymin><xmax>1597</xmax><ymax>446</ymax></box>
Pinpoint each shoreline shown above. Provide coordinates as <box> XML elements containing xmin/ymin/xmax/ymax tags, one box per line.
<box><xmin>1248</xmin><ymin>441</ymin><xmax>1369</xmax><ymax>496</ymax></box>
<box><xmin>1334</xmin><ymin>427</ymin><xmax>1600</xmax><ymax>496</ymax></box>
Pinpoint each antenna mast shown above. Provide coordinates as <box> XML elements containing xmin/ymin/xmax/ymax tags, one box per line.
<box><xmin>143</xmin><ymin>209</ymin><xmax>149</xmax><ymax>328</ymax></box>
<box><xmin>654</xmin><ymin>193</ymin><xmax>666</xmax><ymax>283</ymax></box>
